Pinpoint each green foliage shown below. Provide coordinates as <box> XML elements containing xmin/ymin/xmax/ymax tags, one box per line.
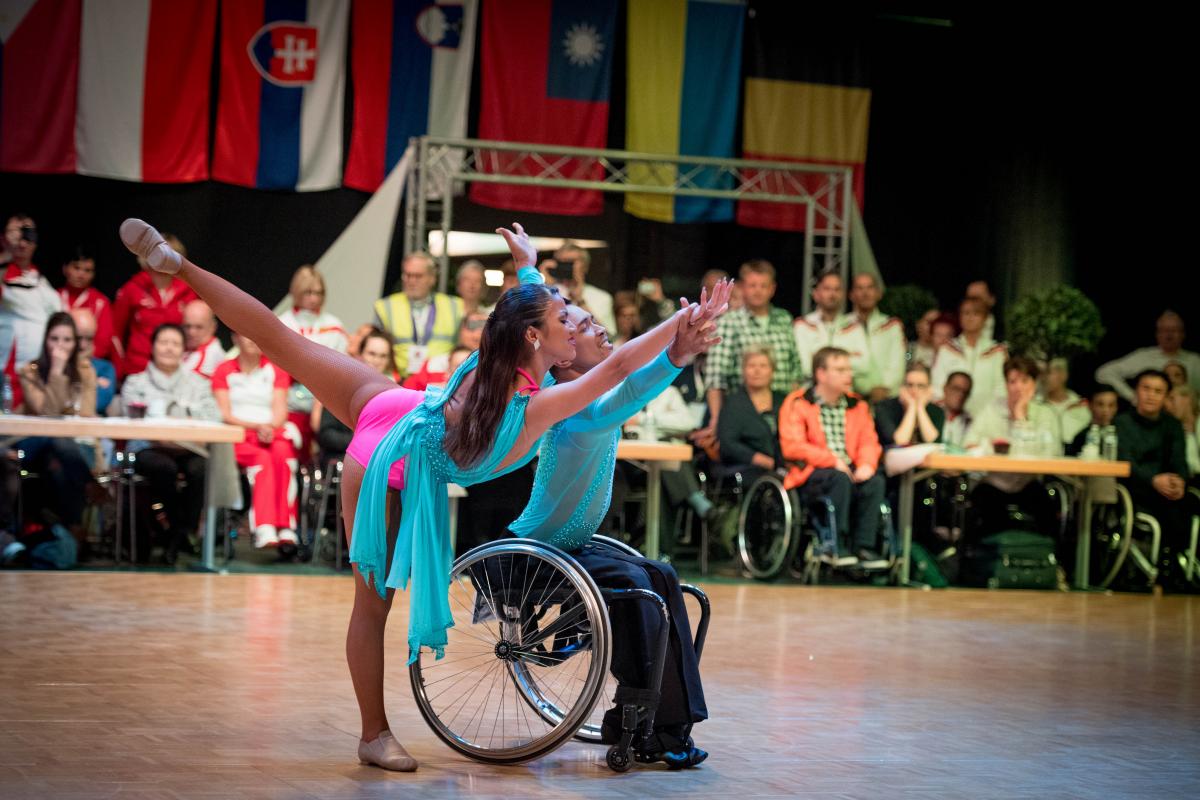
<box><xmin>879</xmin><ymin>284</ymin><xmax>940</xmax><ymax>339</ymax></box>
<box><xmin>1007</xmin><ymin>286</ymin><xmax>1105</xmax><ymax>362</ymax></box>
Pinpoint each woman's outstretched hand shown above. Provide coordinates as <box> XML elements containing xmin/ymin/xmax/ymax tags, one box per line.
<box><xmin>495</xmin><ymin>222</ymin><xmax>537</xmax><ymax>269</ymax></box>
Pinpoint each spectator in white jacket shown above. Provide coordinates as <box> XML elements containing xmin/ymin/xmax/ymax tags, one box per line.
<box><xmin>794</xmin><ymin>270</ymin><xmax>846</xmax><ymax>384</ymax></box>
<box><xmin>1095</xmin><ymin>311</ymin><xmax>1200</xmax><ymax>402</ymax></box>
<box><xmin>2</xmin><ymin>214</ymin><xmax>62</xmax><ymax>373</ymax></box>
<box><xmin>1040</xmin><ymin>358</ymin><xmax>1092</xmax><ymax>445</ymax></box>
<box><xmin>833</xmin><ymin>274</ymin><xmax>906</xmax><ymax>402</ymax></box>
<box><xmin>931</xmin><ymin>298</ymin><xmax>1007</xmax><ymax>419</ymax></box>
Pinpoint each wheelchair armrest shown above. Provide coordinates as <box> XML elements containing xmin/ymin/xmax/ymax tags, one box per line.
<box><xmin>679</xmin><ymin>583</ymin><xmax>710</xmax><ymax>661</ymax></box>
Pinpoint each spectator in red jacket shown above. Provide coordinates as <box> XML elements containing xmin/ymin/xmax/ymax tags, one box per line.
<box><xmin>780</xmin><ymin>346</ymin><xmax>886</xmax><ymax>567</ymax></box>
<box><xmin>111</xmin><ymin>232</ymin><xmax>196</xmax><ymax>376</ymax></box>
<box><xmin>58</xmin><ymin>249</ymin><xmax>114</xmax><ymax>360</ymax></box>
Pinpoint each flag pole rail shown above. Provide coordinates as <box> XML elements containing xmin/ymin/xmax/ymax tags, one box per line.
<box><xmin>404</xmin><ymin>136</ymin><xmax>852</xmax><ymax>307</ymax></box>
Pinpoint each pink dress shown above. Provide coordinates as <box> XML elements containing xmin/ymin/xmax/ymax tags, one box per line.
<box><xmin>346</xmin><ymin>387</ymin><xmax>426</xmax><ymax>489</ymax></box>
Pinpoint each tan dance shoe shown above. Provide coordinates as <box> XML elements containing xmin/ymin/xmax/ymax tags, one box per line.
<box><xmin>357</xmin><ymin>730</ymin><xmax>418</xmax><ymax>772</ymax></box>
<box><xmin>119</xmin><ymin>218</ymin><xmax>182</xmax><ymax>274</ymax></box>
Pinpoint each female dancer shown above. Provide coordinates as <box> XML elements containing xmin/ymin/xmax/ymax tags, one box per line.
<box><xmin>119</xmin><ymin>219</ymin><xmax>730</xmax><ymax>771</ymax></box>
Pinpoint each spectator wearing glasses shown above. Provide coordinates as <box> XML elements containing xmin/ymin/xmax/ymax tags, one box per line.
<box><xmin>938</xmin><ymin>371</ymin><xmax>974</xmax><ymax>448</ymax></box>
<box><xmin>373</xmin><ymin>252</ymin><xmax>463</xmax><ymax>378</ymax></box>
<box><xmin>58</xmin><ymin>249</ymin><xmax>114</xmax><ymax>361</ymax></box>
<box><xmin>68</xmin><ymin>308</ymin><xmax>117</xmax><ymax>415</ymax></box>
<box><xmin>454</xmin><ymin>260</ymin><xmax>489</xmax><ymax>316</ymax></box>
<box><xmin>403</xmin><ymin>310</ymin><xmax>487</xmax><ymax>391</ymax></box>
<box><xmin>874</xmin><ymin>363</ymin><xmax>944</xmax><ymax>448</ymax></box>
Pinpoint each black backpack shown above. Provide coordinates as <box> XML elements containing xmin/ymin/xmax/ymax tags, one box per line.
<box><xmin>961</xmin><ymin>530</ymin><xmax>1060</xmax><ymax>590</ymax></box>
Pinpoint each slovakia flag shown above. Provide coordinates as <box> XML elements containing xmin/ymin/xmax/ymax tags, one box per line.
<box><xmin>214</xmin><ymin>0</ymin><xmax>348</xmax><ymax>191</ymax></box>
<box><xmin>471</xmin><ymin>0</ymin><xmax>617</xmax><ymax>216</ymax></box>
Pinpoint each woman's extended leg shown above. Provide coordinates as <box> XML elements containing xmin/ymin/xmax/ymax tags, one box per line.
<box><xmin>119</xmin><ymin>219</ymin><xmax>391</xmax><ymax>427</ymax></box>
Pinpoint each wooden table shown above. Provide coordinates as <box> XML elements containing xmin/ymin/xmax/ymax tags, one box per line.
<box><xmin>0</xmin><ymin>414</ymin><xmax>244</xmax><ymax>571</ymax></box>
<box><xmin>896</xmin><ymin>451</ymin><xmax>1131</xmax><ymax>589</ymax></box>
<box><xmin>616</xmin><ymin>439</ymin><xmax>691</xmax><ymax>559</ymax></box>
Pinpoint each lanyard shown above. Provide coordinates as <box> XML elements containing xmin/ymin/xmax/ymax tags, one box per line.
<box><xmin>408</xmin><ymin>302</ymin><xmax>437</xmax><ymax>346</ymax></box>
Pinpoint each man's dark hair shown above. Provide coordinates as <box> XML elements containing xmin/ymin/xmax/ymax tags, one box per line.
<box><xmin>812</xmin><ymin>269</ymin><xmax>841</xmax><ymax>290</ymax></box>
<box><xmin>812</xmin><ymin>346</ymin><xmax>849</xmax><ymax>377</ymax></box>
<box><xmin>1003</xmin><ymin>355</ymin><xmax>1040</xmax><ymax>381</ymax></box>
<box><xmin>1090</xmin><ymin>384</ymin><xmax>1118</xmax><ymax>400</ymax></box>
<box><xmin>946</xmin><ymin>370</ymin><xmax>974</xmax><ymax>390</ymax></box>
<box><xmin>1132</xmin><ymin>369</ymin><xmax>1170</xmax><ymax>391</ymax></box>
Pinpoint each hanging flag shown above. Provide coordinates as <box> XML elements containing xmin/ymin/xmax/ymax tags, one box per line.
<box><xmin>213</xmin><ymin>0</ymin><xmax>349</xmax><ymax>191</ymax></box>
<box><xmin>75</xmin><ymin>0</ymin><xmax>216</xmax><ymax>182</ymax></box>
<box><xmin>625</xmin><ymin>0</ymin><xmax>744</xmax><ymax>224</ymax></box>
<box><xmin>0</xmin><ymin>0</ymin><xmax>81</xmax><ymax>174</ymax></box>
<box><xmin>345</xmin><ymin>0</ymin><xmax>477</xmax><ymax>193</ymax></box>
<box><xmin>471</xmin><ymin>0</ymin><xmax>617</xmax><ymax>216</ymax></box>
<box><xmin>737</xmin><ymin>9</ymin><xmax>871</xmax><ymax>231</ymax></box>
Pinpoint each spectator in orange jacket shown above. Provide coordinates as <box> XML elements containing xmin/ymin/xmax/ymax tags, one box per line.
<box><xmin>780</xmin><ymin>346</ymin><xmax>886</xmax><ymax>566</ymax></box>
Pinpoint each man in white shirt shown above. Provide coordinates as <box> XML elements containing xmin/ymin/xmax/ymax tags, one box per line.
<box><xmin>833</xmin><ymin>274</ymin><xmax>906</xmax><ymax>401</ymax></box>
<box><xmin>793</xmin><ymin>270</ymin><xmax>846</xmax><ymax>384</ymax></box>
<box><xmin>1095</xmin><ymin>311</ymin><xmax>1200</xmax><ymax>401</ymax></box>
<box><xmin>965</xmin><ymin>280</ymin><xmax>997</xmax><ymax>342</ymax></box>
<box><xmin>1</xmin><ymin>214</ymin><xmax>62</xmax><ymax>373</ymax></box>
<box><xmin>1040</xmin><ymin>358</ymin><xmax>1091</xmax><ymax>445</ymax></box>
<box><xmin>930</xmin><ymin>297</ymin><xmax>1007</xmax><ymax>419</ymax></box>
<box><xmin>543</xmin><ymin>242</ymin><xmax>616</xmax><ymax>333</ymax></box>
<box><xmin>181</xmin><ymin>300</ymin><xmax>227</xmax><ymax>379</ymax></box>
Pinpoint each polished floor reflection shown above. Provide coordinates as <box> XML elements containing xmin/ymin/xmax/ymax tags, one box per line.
<box><xmin>0</xmin><ymin>572</ymin><xmax>1197</xmax><ymax>799</ymax></box>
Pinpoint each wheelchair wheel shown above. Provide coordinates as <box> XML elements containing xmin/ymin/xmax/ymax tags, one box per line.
<box><xmin>1091</xmin><ymin>484</ymin><xmax>1135</xmax><ymax>589</ymax></box>
<box><xmin>409</xmin><ymin>540</ymin><xmax>612</xmax><ymax>765</ymax></box>
<box><xmin>737</xmin><ymin>473</ymin><xmax>799</xmax><ymax>579</ymax></box>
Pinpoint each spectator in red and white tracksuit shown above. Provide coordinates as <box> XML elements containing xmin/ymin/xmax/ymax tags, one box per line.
<box><xmin>2</xmin><ymin>215</ymin><xmax>62</xmax><ymax>395</ymax></box>
<box><xmin>181</xmin><ymin>299</ymin><xmax>226</xmax><ymax>379</ymax></box>
<box><xmin>931</xmin><ymin>298</ymin><xmax>1007</xmax><ymax>420</ymax></box>
<box><xmin>112</xmin><ymin>232</ymin><xmax>196</xmax><ymax>377</ymax></box>
<box><xmin>211</xmin><ymin>333</ymin><xmax>300</xmax><ymax>549</ymax></box>
<box><xmin>58</xmin><ymin>251</ymin><xmax>114</xmax><ymax>361</ymax></box>
<box><xmin>833</xmin><ymin>273</ymin><xmax>907</xmax><ymax>402</ymax></box>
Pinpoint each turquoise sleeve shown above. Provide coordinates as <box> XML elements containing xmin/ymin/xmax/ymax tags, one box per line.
<box><xmin>568</xmin><ymin>350</ymin><xmax>682</xmax><ymax>434</ymax></box>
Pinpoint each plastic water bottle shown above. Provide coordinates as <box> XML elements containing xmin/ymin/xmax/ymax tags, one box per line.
<box><xmin>1</xmin><ymin>375</ymin><xmax>12</xmax><ymax>414</ymax></box>
<box><xmin>641</xmin><ymin>409</ymin><xmax>659</xmax><ymax>442</ymax></box>
<box><xmin>1101</xmin><ymin>425</ymin><xmax>1118</xmax><ymax>461</ymax></box>
<box><xmin>1081</xmin><ymin>424</ymin><xmax>1101</xmax><ymax>459</ymax></box>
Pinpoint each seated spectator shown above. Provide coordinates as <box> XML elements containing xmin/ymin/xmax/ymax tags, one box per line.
<box><xmin>181</xmin><ymin>300</ymin><xmax>226</xmax><ymax>379</ymax></box>
<box><xmin>931</xmin><ymin>297</ymin><xmax>1007</xmax><ymax>419</ymax></box>
<box><xmin>834</xmin><ymin>274</ymin><xmax>906</xmax><ymax>402</ymax></box>
<box><xmin>2</xmin><ymin>214</ymin><xmax>62</xmax><ymax>395</ymax></box>
<box><xmin>1066</xmin><ymin>385</ymin><xmax>1120</xmax><ymax>456</ymax></box>
<box><xmin>1096</xmin><ymin>311</ymin><xmax>1200</xmax><ymax>402</ymax></box>
<box><xmin>16</xmin><ymin>312</ymin><xmax>97</xmax><ymax>538</ymax></box>
<box><xmin>930</xmin><ymin>313</ymin><xmax>958</xmax><ymax>354</ymax></box>
<box><xmin>120</xmin><ymin>324</ymin><xmax>220</xmax><ymax>563</ymax></box>
<box><xmin>1115</xmin><ymin>369</ymin><xmax>1195</xmax><ymax>588</ymax></box>
<box><xmin>454</xmin><ymin>259</ymin><xmax>488</xmax><ymax>315</ymax></box>
<box><xmin>1164</xmin><ymin>360</ymin><xmax>1188</xmax><ymax>389</ymax></box>
<box><xmin>611</xmin><ymin>291</ymin><xmax>643</xmax><ymax>348</ymax></box>
<box><xmin>875</xmin><ymin>363</ymin><xmax>944</xmax><ymax>448</ymax></box>
<box><xmin>794</xmin><ymin>270</ymin><xmax>846</xmax><ymax>385</ymax></box>
<box><xmin>1165</xmin><ymin>384</ymin><xmax>1200</xmax><ymax>479</ymax></box>
<box><xmin>68</xmin><ymin>309</ymin><xmax>116</xmax><ymax>415</ymax></box>
<box><xmin>717</xmin><ymin>347</ymin><xmax>787</xmax><ymax>475</ymax></box>
<box><xmin>965</xmin><ymin>279</ymin><xmax>998</xmax><ymax>341</ymax></box>
<box><xmin>374</xmin><ymin>251</ymin><xmax>463</xmax><ymax>378</ymax></box>
<box><xmin>938</xmin><ymin>371</ymin><xmax>975</xmax><ymax>449</ymax></box>
<box><xmin>780</xmin><ymin>347</ymin><xmax>886</xmax><ymax>566</ymax></box>
<box><xmin>58</xmin><ymin>249</ymin><xmax>114</xmax><ymax>360</ymax></box>
<box><xmin>112</xmin><ymin>232</ymin><xmax>195</xmax><ymax>376</ymax></box>
<box><xmin>909</xmin><ymin>308</ymin><xmax>942</xmax><ymax>369</ymax></box>
<box><xmin>212</xmin><ymin>333</ymin><xmax>300</xmax><ymax>550</ymax></box>
<box><xmin>1041</xmin><ymin>358</ymin><xmax>1091</xmax><ymax>445</ymax></box>
<box><xmin>403</xmin><ymin>312</ymin><xmax>484</xmax><ymax>390</ymax></box>
<box><xmin>277</xmin><ymin>265</ymin><xmax>348</xmax><ymax>353</ymax></box>
<box><xmin>966</xmin><ymin>357</ymin><xmax>1062</xmax><ymax>538</ymax></box>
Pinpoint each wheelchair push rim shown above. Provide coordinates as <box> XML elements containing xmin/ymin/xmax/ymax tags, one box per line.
<box><xmin>737</xmin><ymin>473</ymin><xmax>799</xmax><ymax>580</ymax></box>
<box><xmin>409</xmin><ymin>540</ymin><xmax>612</xmax><ymax>765</ymax></box>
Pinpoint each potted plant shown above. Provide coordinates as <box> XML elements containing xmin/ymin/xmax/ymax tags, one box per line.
<box><xmin>1006</xmin><ymin>286</ymin><xmax>1105</xmax><ymax>362</ymax></box>
<box><xmin>878</xmin><ymin>284</ymin><xmax>940</xmax><ymax>340</ymax></box>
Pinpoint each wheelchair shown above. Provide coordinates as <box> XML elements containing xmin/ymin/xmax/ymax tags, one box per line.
<box><xmin>1088</xmin><ymin>484</ymin><xmax>1200</xmax><ymax>591</ymax></box>
<box><xmin>408</xmin><ymin>534</ymin><xmax>711</xmax><ymax>771</ymax></box>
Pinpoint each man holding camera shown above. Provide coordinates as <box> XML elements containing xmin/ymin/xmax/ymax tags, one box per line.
<box><xmin>2</xmin><ymin>214</ymin><xmax>63</xmax><ymax>378</ymax></box>
<box><xmin>538</xmin><ymin>241</ymin><xmax>616</xmax><ymax>333</ymax></box>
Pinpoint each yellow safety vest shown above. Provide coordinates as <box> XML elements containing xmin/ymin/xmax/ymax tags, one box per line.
<box><xmin>373</xmin><ymin>292</ymin><xmax>464</xmax><ymax>375</ymax></box>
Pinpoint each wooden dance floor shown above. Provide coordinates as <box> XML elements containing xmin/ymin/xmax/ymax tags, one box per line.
<box><xmin>1</xmin><ymin>572</ymin><xmax>1197</xmax><ymax>799</ymax></box>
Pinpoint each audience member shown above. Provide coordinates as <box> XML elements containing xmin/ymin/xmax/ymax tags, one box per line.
<box><xmin>1066</xmin><ymin>385</ymin><xmax>1119</xmax><ymax>456</ymax></box>
<box><xmin>965</xmin><ymin>280</ymin><xmax>998</xmax><ymax>341</ymax></box>
<box><xmin>701</xmin><ymin>269</ymin><xmax>729</xmax><ymax>297</ymax></box>
<box><xmin>1040</xmin><ymin>358</ymin><xmax>1091</xmax><ymax>445</ymax></box>
<box><xmin>875</xmin><ymin>363</ymin><xmax>944</xmax><ymax>447</ymax></box>
<box><xmin>938</xmin><ymin>371</ymin><xmax>974</xmax><ymax>448</ymax></box>
<box><xmin>612</xmin><ymin>291</ymin><xmax>643</xmax><ymax>348</ymax></box>
<box><xmin>373</xmin><ymin>251</ymin><xmax>463</xmax><ymax>377</ymax></box>
<box><xmin>716</xmin><ymin>345</ymin><xmax>787</xmax><ymax>480</ymax></box>
<box><xmin>834</xmin><ymin>274</ymin><xmax>906</xmax><ymax>401</ymax></box>
<box><xmin>403</xmin><ymin>311</ymin><xmax>486</xmax><ymax>390</ymax></box>
<box><xmin>112</xmin><ymin>232</ymin><xmax>196</xmax><ymax>376</ymax></box>
<box><xmin>2</xmin><ymin>214</ymin><xmax>62</xmax><ymax>379</ymax></box>
<box><xmin>181</xmin><ymin>300</ymin><xmax>226</xmax><ymax>379</ymax></box>
<box><xmin>345</xmin><ymin>322</ymin><xmax>375</xmax><ymax>358</ymax></box>
<box><xmin>68</xmin><ymin>309</ymin><xmax>116</xmax><ymax>415</ymax></box>
<box><xmin>1095</xmin><ymin>311</ymin><xmax>1200</xmax><ymax>401</ymax></box>
<box><xmin>931</xmin><ymin>297</ymin><xmax>1007</xmax><ymax>418</ymax></box>
<box><xmin>909</xmin><ymin>308</ymin><xmax>941</xmax><ymax>368</ymax></box>
<box><xmin>1115</xmin><ymin>369</ymin><xmax>1195</xmax><ymax>588</ymax></box>
<box><xmin>454</xmin><ymin>260</ymin><xmax>488</xmax><ymax>315</ymax></box>
<box><xmin>780</xmin><ymin>347</ymin><xmax>886</xmax><ymax>566</ymax></box>
<box><xmin>702</xmin><ymin>260</ymin><xmax>800</xmax><ymax>448</ymax></box>
<box><xmin>15</xmin><ymin>312</ymin><xmax>97</xmax><ymax>535</ymax></box>
<box><xmin>1164</xmin><ymin>384</ymin><xmax>1199</xmax><ymax>477</ymax></box>
<box><xmin>278</xmin><ymin>265</ymin><xmax>348</xmax><ymax>353</ymax></box>
<box><xmin>930</xmin><ymin>313</ymin><xmax>957</xmax><ymax>353</ymax></box>
<box><xmin>120</xmin><ymin>323</ymin><xmax>219</xmax><ymax>564</ymax></box>
<box><xmin>315</xmin><ymin>328</ymin><xmax>399</xmax><ymax>461</ymax></box>
<box><xmin>58</xmin><ymin>249</ymin><xmax>114</xmax><ymax>360</ymax></box>
<box><xmin>211</xmin><ymin>333</ymin><xmax>299</xmax><ymax>550</ymax></box>
<box><xmin>793</xmin><ymin>270</ymin><xmax>846</xmax><ymax>384</ymax></box>
<box><xmin>1164</xmin><ymin>360</ymin><xmax>1188</xmax><ymax>389</ymax></box>
<box><xmin>551</xmin><ymin>241</ymin><xmax>616</xmax><ymax>332</ymax></box>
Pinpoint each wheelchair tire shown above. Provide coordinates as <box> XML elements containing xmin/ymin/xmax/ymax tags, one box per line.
<box><xmin>409</xmin><ymin>540</ymin><xmax>612</xmax><ymax>765</ymax></box>
<box><xmin>737</xmin><ymin>473</ymin><xmax>800</xmax><ymax>580</ymax></box>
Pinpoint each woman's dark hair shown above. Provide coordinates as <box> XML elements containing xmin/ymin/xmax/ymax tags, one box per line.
<box><xmin>444</xmin><ymin>283</ymin><xmax>557</xmax><ymax>467</ymax></box>
<box><xmin>358</xmin><ymin>325</ymin><xmax>400</xmax><ymax>376</ymax></box>
<box><xmin>151</xmin><ymin>323</ymin><xmax>186</xmax><ymax>353</ymax></box>
<box><xmin>35</xmin><ymin>312</ymin><xmax>82</xmax><ymax>384</ymax></box>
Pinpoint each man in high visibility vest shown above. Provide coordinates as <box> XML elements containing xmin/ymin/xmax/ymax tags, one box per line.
<box><xmin>373</xmin><ymin>252</ymin><xmax>464</xmax><ymax>378</ymax></box>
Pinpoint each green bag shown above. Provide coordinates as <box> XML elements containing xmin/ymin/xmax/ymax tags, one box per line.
<box><xmin>908</xmin><ymin>542</ymin><xmax>949</xmax><ymax>588</ymax></box>
<box><xmin>962</xmin><ymin>530</ymin><xmax>1059</xmax><ymax>590</ymax></box>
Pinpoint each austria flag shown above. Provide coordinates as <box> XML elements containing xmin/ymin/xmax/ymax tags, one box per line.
<box><xmin>471</xmin><ymin>0</ymin><xmax>617</xmax><ymax>216</ymax></box>
<box><xmin>214</xmin><ymin>0</ymin><xmax>349</xmax><ymax>191</ymax></box>
<box><xmin>344</xmin><ymin>0</ymin><xmax>478</xmax><ymax>193</ymax></box>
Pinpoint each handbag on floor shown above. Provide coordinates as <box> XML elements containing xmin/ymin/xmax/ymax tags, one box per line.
<box><xmin>961</xmin><ymin>530</ymin><xmax>1059</xmax><ymax>590</ymax></box>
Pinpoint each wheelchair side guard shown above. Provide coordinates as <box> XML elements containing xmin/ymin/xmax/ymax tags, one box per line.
<box><xmin>679</xmin><ymin>583</ymin><xmax>710</xmax><ymax>661</ymax></box>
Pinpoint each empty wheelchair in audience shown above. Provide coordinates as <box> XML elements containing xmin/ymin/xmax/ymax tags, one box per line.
<box><xmin>409</xmin><ymin>534</ymin><xmax>710</xmax><ymax>771</ymax></box>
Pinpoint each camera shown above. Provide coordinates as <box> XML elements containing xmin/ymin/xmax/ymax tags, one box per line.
<box><xmin>19</xmin><ymin>225</ymin><xmax>37</xmax><ymax>245</ymax></box>
<box><xmin>550</xmin><ymin>259</ymin><xmax>575</xmax><ymax>282</ymax></box>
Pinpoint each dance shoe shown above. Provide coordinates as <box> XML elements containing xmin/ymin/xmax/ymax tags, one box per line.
<box><xmin>358</xmin><ymin>730</ymin><xmax>418</xmax><ymax>772</ymax></box>
<box><xmin>119</xmin><ymin>218</ymin><xmax>182</xmax><ymax>274</ymax></box>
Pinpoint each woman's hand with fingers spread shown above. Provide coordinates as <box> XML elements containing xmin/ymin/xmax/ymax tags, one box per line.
<box><xmin>495</xmin><ymin>222</ymin><xmax>538</xmax><ymax>268</ymax></box>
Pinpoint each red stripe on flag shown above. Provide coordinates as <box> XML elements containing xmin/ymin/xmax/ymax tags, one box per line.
<box><xmin>344</xmin><ymin>0</ymin><xmax>394</xmax><ymax>192</ymax></box>
<box><xmin>0</xmin><ymin>0</ymin><xmax>81</xmax><ymax>173</ymax></box>
<box><xmin>736</xmin><ymin>154</ymin><xmax>866</xmax><ymax>232</ymax></box>
<box><xmin>142</xmin><ymin>0</ymin><xmax>217</xmax><ymax>182</ymax></box>
<box><xmin>212</xmin><ymin>0</ymin><xmax>266</xmax><ymax>187</ymax></box>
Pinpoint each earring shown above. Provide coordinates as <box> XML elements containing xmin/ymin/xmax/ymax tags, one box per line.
<box><xmin>533</xmin><ymin>339</ymin><xmax>541</xmax><ymax>351</ymax></box>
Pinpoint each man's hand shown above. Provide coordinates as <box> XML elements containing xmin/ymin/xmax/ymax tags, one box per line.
<box><xmin>689</xmin><ymin>424</ymin><xmax>717</xmax><ymax>450</ymax></box>
<box><xmin>751</xmin><ymin>453</ymin><xmax>775</xmax><ymax>470</ymax></box>
<box><xmin>495</xmin><ymin>222</ymin><xmax>538</xmax><ymax>269</ymax></box>
<box><xmin>852</xmin><ymin>464</ymin><xmax>874</xmax><ymax>484</ymax></box>
<box><xmin>1152</xmin><ymin>473</ymin><xmax>1186</xmax><ymax>501</ymax></box>
<box><xmin>256</xmin><ymin>425</ymin><xmax>275</xmax><ymax>445</ymax></box>
<box><xmin>833</xmin><ymin>457</ymin><xmax>853</xmax><ymax>478</ymax></box>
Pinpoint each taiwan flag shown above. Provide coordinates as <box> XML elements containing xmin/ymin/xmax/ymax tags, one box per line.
<box><xmin>471</xmin><ymin>0</ymin><xmax>617</xmax><ymax>216</ymax></box>
<box><xmin>214</xmin><ymin>0</ymin><xmax>349</xmax><ymax>191</ymax></box>
<box><xmin>344</xmin><ymin>0</ymin><xmax>478</xmax><ymax>193</ymax></box>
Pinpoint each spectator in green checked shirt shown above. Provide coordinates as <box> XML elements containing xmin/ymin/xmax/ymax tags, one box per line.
<box><xmin>693</xmin><ymin>259</ymin><xmax>800</xmax><ymax>451</ymax></box>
